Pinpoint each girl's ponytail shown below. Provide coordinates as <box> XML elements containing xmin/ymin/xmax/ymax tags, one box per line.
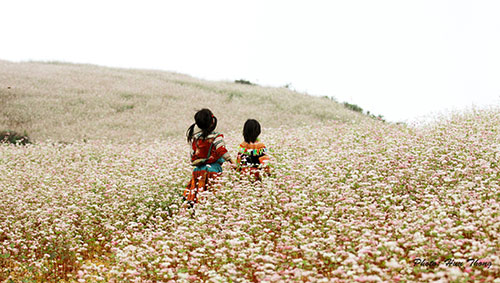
<box><xmin>186</xmin><ymin>123</ymin><xmax>196</xmax><ymax>143</ymax></box>
<box><xmin>201</xmin><ymin>116</ymin><xmax>217</xmax><ymax>139</ymax></box>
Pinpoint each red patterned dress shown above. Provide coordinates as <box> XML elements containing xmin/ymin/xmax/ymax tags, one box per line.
<box><xmin>183</xmin><ymin>131</ymin><xmax>230</xmax><ymax>203</ymax></box>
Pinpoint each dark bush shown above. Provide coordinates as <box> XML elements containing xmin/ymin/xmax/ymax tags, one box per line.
<box><xmin>0</xmin><ymin>130</ymin><xmax>31</xmax><ymax>145</ymax></box>
<box><xmin>235</xmin><ymin>79</ymin><xmax>254</xmax><ymax>85</ymax></box>
<box><xmin>343</xmin><ymin>102</ymin><xmax>363</xmax><ymax>113</ymax></box>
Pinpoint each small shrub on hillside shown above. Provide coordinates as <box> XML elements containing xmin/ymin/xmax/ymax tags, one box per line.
<box><xmin>235</xmin><ymin>79</ymin><xmax>254</xmax><ymax>85</ymax></box>
<box><xmin>374</xmin><ymin>114</ymin><xmax>385</xmax><ymax>122</ymax></box>
<box><xmin>366</xmin><ymin>111</ymin><xmax>385</xmax><ymax>122</ymax></box>
<box><xmin>367</xmin><ymin>111</ymin><xmax>386</xmax><ymax>122</ymax></box>
<box><xmin>343</xmin><ymin>102</ymin><xmax>363</xmax><ymax>113</ymax></box>
<box><xmin>0</xmin><ymin>130</ymin><xmax>31</xmax><ymax>145</ymax></box>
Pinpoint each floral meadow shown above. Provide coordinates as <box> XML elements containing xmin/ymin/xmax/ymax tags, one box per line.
<box><xmin>1</xmin><ymin>108</ymin><xmax>499</xmax><ymax>282</ymax></box>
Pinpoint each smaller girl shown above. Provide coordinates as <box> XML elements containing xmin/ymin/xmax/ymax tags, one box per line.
<box><xmin>184</xmin><ymin>109</ymin><xmax>233</xmax><ymax>206</ymax></box>
<box><xmin>236</xmin><ymin>119</ymin><xmax>270</xmax><ymax>180</ymax></box>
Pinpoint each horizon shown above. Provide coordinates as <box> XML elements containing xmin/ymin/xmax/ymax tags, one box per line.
<box><xmin>1</xmin><ymin>0</ymin><xmax>499</xmax><ymax>123</ymax></box>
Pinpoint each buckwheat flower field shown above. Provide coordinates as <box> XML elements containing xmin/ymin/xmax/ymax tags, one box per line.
<box><xmin>1</xmin><ymin>109</ymin><xmax>499</xmax><ymax>282</ymax></box>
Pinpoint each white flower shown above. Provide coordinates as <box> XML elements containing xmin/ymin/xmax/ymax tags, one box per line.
<box><xmin>386</xmin><ymin>258</ymin><xmax>402</xmax><ymax>269</ymax></box>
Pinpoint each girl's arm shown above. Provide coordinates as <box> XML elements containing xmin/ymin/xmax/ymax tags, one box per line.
<box><xmin>213</xmin><ymin>135</ymin><xmax>234</xmax><ymax>163</ymax></box>
<box><xmin>222</xmin><ymin>152</ymin><xmax>235</xmax><ymax>164</ymax></box>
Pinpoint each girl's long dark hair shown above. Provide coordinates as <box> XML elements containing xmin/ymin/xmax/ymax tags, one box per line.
<box><xmin>243</xmin><ymin>119</ymin><xmax>261</xmax><ymax>143</ymax></box>
<box><xmin>186</xmin><ymin>108</ymin><xmax>218</xmax><ymax>142</ymax></box>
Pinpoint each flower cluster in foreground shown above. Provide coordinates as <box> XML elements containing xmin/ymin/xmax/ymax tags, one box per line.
<box><xmin>0</xmin><ymin>109</ymin><xmax>499</xmax><ymax>282</ymax></box>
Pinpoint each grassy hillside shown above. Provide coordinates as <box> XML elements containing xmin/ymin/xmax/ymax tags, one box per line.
<box><xmin>0</xmin><ymin>60</ymin><xmax>368</xmax><ymax>142</ymax></box>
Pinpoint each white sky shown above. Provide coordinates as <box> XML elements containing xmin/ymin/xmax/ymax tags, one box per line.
<box><xmin>1</xmin><ymin>0</ymin><xmax>499</xmax><ymax>122</ymax></box>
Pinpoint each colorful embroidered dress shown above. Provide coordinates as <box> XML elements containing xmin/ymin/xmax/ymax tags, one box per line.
<box><xmin>184</xmin><ymin>130</ymin><xmax>230</xmax><ymax>203</ymax></box>
<box><xmin>236</xmin><ymin>141</ymin><xmax>270</xmax><ymax>180</ymax></box>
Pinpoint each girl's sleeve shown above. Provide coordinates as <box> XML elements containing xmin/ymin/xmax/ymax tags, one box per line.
<box><xmin>213</xmin><ymin>134</ymin><xmax>233</xmax><ymax>163</ymax></box>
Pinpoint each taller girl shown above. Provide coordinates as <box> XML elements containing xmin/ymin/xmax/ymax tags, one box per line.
<box><xmin>184</xmin><ymin>109</ymin><xmax>233</xmax><ymax>205</ymax></box>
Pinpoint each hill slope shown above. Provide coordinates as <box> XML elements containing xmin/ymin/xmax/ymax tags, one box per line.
<box><xmin>0</xmin><ymin>60</ymin><xmax>368</xmax><ymax>142</ymax></box>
